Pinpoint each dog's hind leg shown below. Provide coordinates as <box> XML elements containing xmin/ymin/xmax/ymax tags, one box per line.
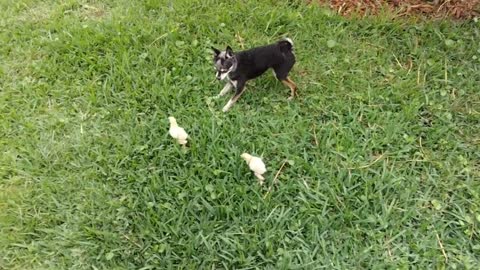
<box><xmin>222</xmin><ymin>80</ymin><xmax>246</xmax><ymax>112</ymax></box>
<box><xmin>274</xmin><ymin>63</ymin><xmax>297</xmax><ymax>100</ymax></box>
<box><xmin>282</xmin><ymin>77</ymin><xmax>298</xmax><ymax>100</ymax></box>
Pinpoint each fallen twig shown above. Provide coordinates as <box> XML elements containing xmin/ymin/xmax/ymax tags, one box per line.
<box><xmin>436</xmin><ymin>233</ymin><xmax>448</xmax><ymax>263</ymax></box>
<box><xmin>385</xmin><ymin>237</ymin><xmax>393</xmax><ymax>260</ymax></box>
<box><xmin>123</xmin><ymin>234</ymin><xmax>142</xmax><ymax>249</ymax></box>
<box><xmin>348</xmin><ymin>152</ymin><xmax>386</xmax><ymax>170</ymax></box>
<box><xmin>263</xmin><ymin>160</ymin><xmax>288</xmax><ymax>198</ymax></box>
<box><xmin>235</xmin><ymin>32</ymin><xmax>245</xmax><ymax>49</ymax></box>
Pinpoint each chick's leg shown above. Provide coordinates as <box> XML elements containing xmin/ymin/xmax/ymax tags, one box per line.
<box><xmin>254</xmin><ymin>173</ymin><xmax>265</xmax><ymax>181</ymax></box>
<box><xmin>254</xmin><ymin>173</ymin><xmax>265</xmax><ymax>185</ymax></box>
<box><xmin>178</xmin><ymin>139</ymin><xmax>187</xmax><ymax>145</ymax></box>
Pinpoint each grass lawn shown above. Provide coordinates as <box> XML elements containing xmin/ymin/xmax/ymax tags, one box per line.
<box><xmin>1</xmin><ymin>0</ymin><xmax>479</xmax><ymax>268</ymax></box>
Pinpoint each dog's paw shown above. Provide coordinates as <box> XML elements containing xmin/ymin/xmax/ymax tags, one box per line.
<box><xmin>222</xmin><ymin>106</ymin><xmax>230</xmax><ymax>113</ymax></box>
<box><xmin>222</xmin><ymin>99</ymin><xmax>234</xmax><ymax>112</ymax></box>
<box><xmin>287</xmin><ymin>96</ymin><xmax>294</xmax><ymax>101</ymax></box>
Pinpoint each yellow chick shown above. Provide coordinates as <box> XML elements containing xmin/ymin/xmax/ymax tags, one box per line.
<box><xmin>168</xmin><ymin>116</ymin><xmax>188</xmax><ymax>146</ymax></box>
<box><xmin>241</xmin><ymin>153</ymin><xmax>267</xmax><ymax>185</ymax></box>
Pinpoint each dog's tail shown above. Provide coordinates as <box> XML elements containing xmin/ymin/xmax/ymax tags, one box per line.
<box><xmin>278</xmin><ymin>38</ymin><xmax>294</xmax><ymax>53</ymax></box>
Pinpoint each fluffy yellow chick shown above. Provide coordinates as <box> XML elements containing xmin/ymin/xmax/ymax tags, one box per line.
<box><xmin>241</xmin><ymin>153</ymin><xmax>267</xmax><ymax>185</ymax></box>
<box><xmin>168</xmin><ymin>116</ymin><xmax>188</xmax><ymax>146</ymax></box>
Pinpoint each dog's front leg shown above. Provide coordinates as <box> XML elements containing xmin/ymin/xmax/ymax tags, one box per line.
<box><xmin>222</xmin><ymin>80</ymin><xmax>246</xmax><ymax>112</ymax></box>
<box><xmin>215</xmin><ymin>82</ymin><xmax>232</xmax><ymax>98</ymax></box>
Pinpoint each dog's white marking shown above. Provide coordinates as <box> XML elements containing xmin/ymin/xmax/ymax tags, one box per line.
<box><xmin>284</xmin><ymin>37</ymin><xmax>293</xmax><ymax>46</ymax></box>
<box><xmin>219</xmin><ymin>66</ymin><xmax>234</xmax><ymax>81</ymax></box>
<box><xmin>222</xmin><ymin>99</ymin><xmax>234</xmax><ymax>112</ymax></box>
<box><xmin>216</xmin><ymin>83</ymin><xmax>232</xmax><ymax>98</ymax></box>
<box><xmin>220</xmin><ymin>72</ymin><xmax>229</xmax><ymax>80</ymax></box>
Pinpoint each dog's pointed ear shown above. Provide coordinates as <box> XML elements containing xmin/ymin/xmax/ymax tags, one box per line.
<box><xmin>225</xmin><ymin>46</ymin><xmax>234</xmax><ymax>58</ymax></box>
<box><xmin>211</xmin><ymin>47</ymin><xmax>221</xmax><ymax>57</ymax></box>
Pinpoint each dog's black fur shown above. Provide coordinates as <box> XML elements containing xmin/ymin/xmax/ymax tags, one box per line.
<box><xmin>212</xmin><ymin>39</ymin><xmax>297</xmax><ymax>112</ymax></box>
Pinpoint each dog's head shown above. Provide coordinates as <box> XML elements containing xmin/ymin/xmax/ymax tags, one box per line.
<box><xmin>212</xmin><ymin>46</ymin><xmax>237</xmax><ymax>80</ymax></box>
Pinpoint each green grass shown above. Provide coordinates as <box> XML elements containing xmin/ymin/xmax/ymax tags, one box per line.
<box><xmin>1</xmin><ymin>0</ymin><xmax>479</xmax><ymax>268</ymax></box>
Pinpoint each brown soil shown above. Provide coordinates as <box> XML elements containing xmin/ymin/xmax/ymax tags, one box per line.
<box><xmin>309</xmin><ymin>0</ymin><xmax>480</xmax><ymax>20</ymax></box>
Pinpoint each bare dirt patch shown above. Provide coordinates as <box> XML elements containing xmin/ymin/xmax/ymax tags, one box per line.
<box><xmin>310</xmin><ymin>0</ymin><xmax>480</xmax><ymax>19</ymax></box>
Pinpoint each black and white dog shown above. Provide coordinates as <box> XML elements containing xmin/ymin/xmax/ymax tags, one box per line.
<box><xmin>211</xmin><ymin>38</ymin><xmax>297</xmax><ymax>112</ymax></box>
